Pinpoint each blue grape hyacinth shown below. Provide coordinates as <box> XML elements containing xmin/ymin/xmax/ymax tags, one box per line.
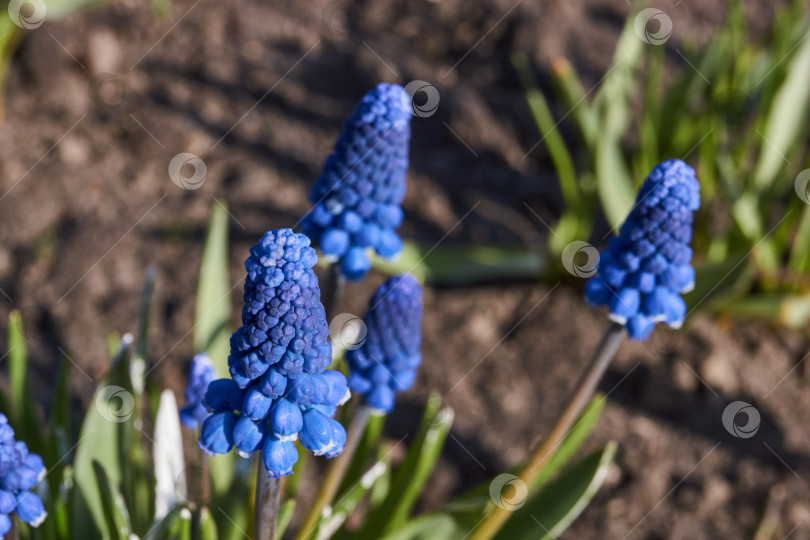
<box><xmin>179</xmin><ymin>353</ymin><xmax>216</xmax><ymax>429</ymax></box>
<box><xmin>300</xmin><ymin>83</ymin><xmax>412</xmax><ymax>281</ymax></box>
<box><xmin>585</xmin><ymin>159</ymin><xmax>700</xmax><ymax>341</ymax></box>
<box><xmin>0</xmin><ymin>414</ymin><xmax>46</xmax><ymax>533</ymax></box>
<box><xmin>346</xmin><ymin>274</ymin><xmax>422</xmax><ymax>413</ymax></box>
<box><xmin>198</xmin><ymin>229</ymin><xmax>350</xmax><ymax>477</ymax></box>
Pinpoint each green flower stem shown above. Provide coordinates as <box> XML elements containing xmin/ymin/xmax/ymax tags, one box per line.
<box><xmin>294</xmin><ymin>404</ymin><xmax>372</xmax><ymax>540</ymax></box>
<box><xmin>470</xmin><ymin>321</ymin><xmax>625</xmax><ymax>540</ymax></box>
<box><xmin>323</xmin><ymin>262</ymin><xmax>345</xmax><ymax>321</ymax></box>
<box><xmin>254</xmin><ymin>464</ymin><xmax>281</xmax><ymax>540</ymax></box>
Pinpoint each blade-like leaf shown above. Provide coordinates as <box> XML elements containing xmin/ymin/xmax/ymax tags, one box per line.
<box><xmin>198</xmin><ymin>506</ymin><xmax>219</xmax><ymax>540</ymax></box>
<box><xmin>195</xmin><ymin>203</ymin><xmax>235</xmax><ymax>496</ymax></box>
<box><xmin>7</xmin><ymin>311</ymin><xmax>44</xmax><ymax>454</ymax></box>
<box><xmin>70</xmin><ymin>335</ymin><xmax>134</xmax><ymax>539</ymax></box>
<box><xmin>371</xmin><ymin>243</ymin><xmax>545</xmax><ymax>286</ymax></box>
<box><xmin>358</xmin><ymin>396</ymin><xmax>454</xmax><ymax>537</ymax></box>
<box><xmin>154</xmin><ymin>390</ymin><xmax>187</xmax><ymax>519</ymax></box>
<box><xmin>446</xmin><ymin>395</ymin><xmax>606</xmax><ymax>516</ymax></box>
<box><xmin>93</xmin><ymin>461</ymin><xmax>133</xmax><ymax>540</ymax></box>
<box><xmin>493</xmin><ymin>443</ymin><xmax>617</xmax><ymax>540</ymax></box>
<box><xmin>752</xmin><ymin>21</ymin><xmax>810</xmax><ymax>191</ymax></box>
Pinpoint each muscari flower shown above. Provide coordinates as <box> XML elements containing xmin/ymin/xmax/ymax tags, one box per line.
<box><xmin>0</xmin><ymin>414</ymin><xmax>46</xmax><ymax>534</ymax></box>
<box><xmin>585</xmin><ymin>159</ymin><xmax>700</xmax><ymax>341</ymax></box>
<box><xmin>346</xmin><ymin>274</ymin><xmax>422</xmax><ymax>413</ymax></box>
<box><xmin>198</xmin><ymin>229</ymin><xmax>350</xmax><ymax>478</ymax></box>
<box><xmin>179</xmin><ymin>353</ymin><xmax>216</xmax><ymax>429</ymax></box>
<box><xmin>300</xmin><ymin>83</ymin><xmax>412</xmax><ymax>281</ymax></box>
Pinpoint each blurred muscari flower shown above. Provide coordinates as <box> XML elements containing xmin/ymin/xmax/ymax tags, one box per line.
<box><xmin>0</xmin><ymin>414</ymin><xmax>46</xmax><ymax>534</ymax></box>
<box><xmin>300</xmin><ymin>83</ymin><xmax>411</xmax><ymax>281</ymax></box>
<box><xmin>179</xmin><ymin>353</ymin><xmax>216</xmax><ymax>429</ymax></box>
<box><xmin>198</xmin><ymin>229</ymin><xmax>350</xmax><ymax>477</ymax></box>
<box><xmin>346</xmin><ymin>274</ymin><xmax>422</xmax><ymax>413</ymax></box>
<box><xmin>585</xmin><ymin>159</ymin><xmax>700</xmax><ymax>341</ymax></box>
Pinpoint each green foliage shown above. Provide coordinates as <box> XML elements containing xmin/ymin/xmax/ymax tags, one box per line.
<box><xmin>518</xmin><ymin>1</ymin><xmax>810</xmax><ymax>326</ymax></box>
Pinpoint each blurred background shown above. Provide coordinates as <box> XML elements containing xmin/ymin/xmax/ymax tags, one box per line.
<box><xmin>1</xmin><ymin>0</ymin><xmax>809</xmax><ymax>538</ymax></box>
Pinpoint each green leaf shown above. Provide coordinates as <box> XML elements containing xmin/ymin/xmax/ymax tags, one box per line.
<box><xmin>752</xmin><ymin>20</ymin><xmax>810</xmax><ymax>191</ymax></box>
<box><xmin>195</xmin><ymin>202</ymin><xmax>232</xmax><ymax>372</ymax></box>
<box><xmin>712</xmin><ymin>293</ymin><xmax>810</xmax><ymax>329</ymax></box>
<box><xmin>370</xmin><ymin>243</ymin><xmax>545</xmax><ymax>286</ymax></box>
<box><xmin>153</xmin><ymin>390</ymin><xmax>187</xmax><ymax>519</ymax></box>
<box><xmin>379</xmin><ymin>514</ymin><xmax>466</xmax><ymax>540</ymax></box>
<box><xmin>315</xmin><ymin>458</ymin><xmax>388</xmax><ymax>538</ymax></box>
<box><xmin>493</xmin><ymin>443</ymin><xmax>617</xmax><ymax>540</ymax></box>
<box><xmin>195</xmin><ymin>202</ymin><xmax>236</xmax><ymax>496</ymax></box>
<box><xmin>143</xmin><ymin>505</ymin><xmax>187</xmax><ymax>540</ymax></box>
<box><xmin>198</xmin><ymin>506</ymin><xmax>219</xmax><ymax>540</ymax></box>
<box><xmin>6</xmin><ymin>311</ymin><xmax>43</xmax><ymax>454</ymax></box>
<box><xmin>511</xmin><ymin>51</ymin><xmax>586</xmax><ymax>251</ymax></box>
<box><xmin>446</xmin><ymin>395</ymin><xmax>606</xmax><ymax>516</ymax></box>
<box><xmin>731</xmin><ymin>193</ymin><xmax>780</xmax><ymax>271</ymax></box>
<box><xmin>70</xmin><ymin>335</ymin><xmax>134</xmax><ymax>539</ymax></box>
<box><xmin>358</xmin><ymin>396</ymin><xmax>454</xmax><ymax>536</ymax></box>
<box><xmin>93</xmin><ymin>461</ymin><xmax>133</xmax><ymax>540</ymax></box>
<box><xmin>276</xmin><ymin>499</ymin><xmax>296</xmax><ymax>539</ymax></box>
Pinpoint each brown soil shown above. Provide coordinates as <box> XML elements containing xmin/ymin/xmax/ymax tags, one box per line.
<box><xmin>0</xmin><ymin>0</ymin><xmax>807</xmax><ymax>538</ymax></box>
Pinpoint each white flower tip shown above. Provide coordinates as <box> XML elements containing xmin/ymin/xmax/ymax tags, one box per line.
<box><xmin>608</xmin><ymin>313</ymin><xmax>628</xmax><ymax>325</ymax></box>
<box><xmin>29</xmin><ymin>511</ymin><xmax>47</xmax><ymax>528</ymax></box>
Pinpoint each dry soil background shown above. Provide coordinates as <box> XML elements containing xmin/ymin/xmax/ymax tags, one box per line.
<box><xmin>0</xmin><ymin>0</ymin><xmax>808</xmax><ymax>538</ymax></box>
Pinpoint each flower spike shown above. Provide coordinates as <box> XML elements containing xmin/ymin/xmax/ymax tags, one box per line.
<box><xmin>346</xmin><ymin>274</ymin><xmax>422</xmax><ymax>413</ymax></box>
<box><xmin>198</xmin><ymin>229</ymin><xmax>350</xmax><ymax>477</ymax></box>
<box><xmin>585</xmin><ymin>159</ymin><xmax>700</xmax><ymax>340</ymax></box>
<box><xmin>301</xmin><ymin>83</ymin><xmax>412</xmax><ymax>281</ymax></box>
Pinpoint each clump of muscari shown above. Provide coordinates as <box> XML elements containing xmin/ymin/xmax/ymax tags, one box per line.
<box><xmin>0</xmin><ymin>414</ymin><xmax>46</xmax><ymax>534</ymax></box>
<box><xmin>179</xmin><ymin>353</ymin><xmax>216</xmax><ymax>429</ymax></box>
<box><xmin>300</xmin><ymin>83</ymin><xmax>411</xmax><ymax>281</ymax></box>
<box><xmin>346</xmin><ymin>274</ymin><xmax>422</xmax><ymax>413</ymax></box>
<box><xmin>585</xmin><ymin>159</ymin><xmax>700</xmax><ymax>340</ymax></box>
<box><xmin>199</xmin><ymin>229</ymin><xmax>350</xmax><ymax>477</ymax></box>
